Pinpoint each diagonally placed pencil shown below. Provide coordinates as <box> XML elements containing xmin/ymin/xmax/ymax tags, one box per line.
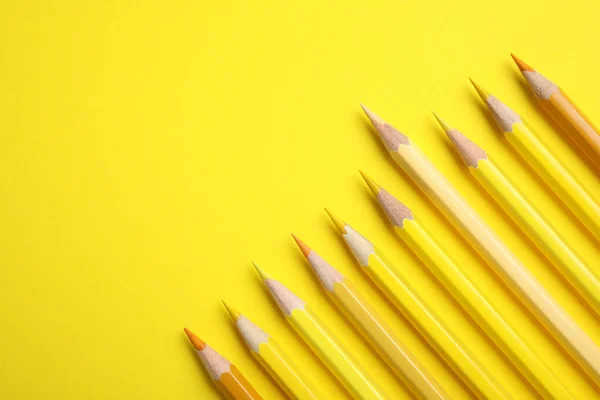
<box><xmin>511</xmin><ymin>54</ymin><xmax>600</xmax><ymax>172</ymax></box>
<box><xmin>361</xmin><ymin>104</ymin><xmax>600</xmax><ymax>386</ymax></box>
<box><xmin>252</xmin><ymin>262</ymin><xmax>391</xmax><ymax>400</ymax></box>
<box><xmin>322</xmin><ymin>219</ymin><xmax>512</xmax><ymax>400</ymax></box>
<box><xmin>184</xmin><ymin>328</ymin><xmax>264</xmax><ymax>400</ymax></box>
<box><xmin>356</xmin><ymin>173</ymin><xmax>574</xmax><ymax>399</ymax></box>
<box><xmin>222</xmin><ymin>301</ymin><xmax>323</xmax><ymax>400</ymax></box>
<box><xmin>434</xmin><ymin>112</ymin><xmax>600</xmax><ymax>317</ymax></box>
<box><xmin>470</xmin><ymin>79</ymin><xmax>600</xmax><ymax>242</ymax></box>
<box><xmin>291</xmin><ymin>234</ymin><xmax>450</xmax><ymax>400</ymax></box>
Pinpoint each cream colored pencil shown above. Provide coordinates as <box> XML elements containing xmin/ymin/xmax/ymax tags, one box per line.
<box><xmin>434</xmin><ymin>113</ymin><xmax>600</xmax><ymax>316</ymax></box>
<box><xmin>362</xmin><ymin>105</ymin><xmax>600</xmax><ymax>386</ymax></box>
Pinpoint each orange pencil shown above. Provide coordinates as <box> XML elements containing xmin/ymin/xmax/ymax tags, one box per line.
<box><xmin>184</xmin><ymin>328</ymin><xmax>263</xmax><ymax>400</ymax></box>
<box><xmin>511</xmin><ymin>54</ymin><xmax>600</xmax><ymax>172</ymax></box>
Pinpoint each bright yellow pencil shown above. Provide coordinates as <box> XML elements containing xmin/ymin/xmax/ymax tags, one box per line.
<box><xmin>292</xmin><ymin>234</ymin><xmax>450</xmax><ymax>400</ymax></box>
<box><xmin>222</xmin><ymin>302</ymin><xmax>323</xmax><ymax>400</ymax></box>
<box><xmin>317</xmin><ymin>224</ymin><xmax>510</xmax><ymax>400</ymax></box>
<box><xmin>357</xmin><ymin>173</ymin><xmax>574</xmax><ymax>399</ymax></box>
<box><xmin>253</xmin><ymin>262</ymin><xmax>391</xmax><ymax>400</ymax></box>
<box><xmin>435</xmin><ymin>113</ymin><xmax>600</xmax><ymax>317</ymax></box>
<box><xmin>362</xmin><ymin>104</ymin><xmax>600</xmax><ymax>387</ymax></box>
<box><xmin>470</xmin><ymin>79</ymin><xmax>600</xmax><ymax>242</ymax></box>
<box><xmin>511</xmin><ymin>54</ymin><xmax>600</xmax><ymax>173</ymax></box>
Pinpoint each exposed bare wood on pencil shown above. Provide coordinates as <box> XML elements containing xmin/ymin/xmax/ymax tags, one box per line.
<box><xmin>307</xmin><ymin>250</ymin><xmax>344</xmax><ymax>293</ymax></box>
<box><xmin>254</xmin><ymin>263</ymin><xmax>306</xmax><ymax>316</ymax></box>
<box><xmin>378</xmin><ymin>187</ymin><xmax>414</xmax><ymax>228</ymax></box>
<box><xmin>510</xmin><ymin>54</ymin><xmax>560</xmax><ymax>99</ymax></box>
<box><xmin>200</xmin><ymin>345</ymin><xmax>232</xmax><ymax>380</ymax></box>
<box><xmin>236</xmin><ymin>315</ymin><xmax>270</xmax><ymax>353</ymax></box>
<box><xmin>343</xmin><ymin>224</ymin><xmax>375</xmax><ymax>267</ymax></box>
<box><xmin>361</xmin><ymin>104</ymin><xmax>410</xmax><ymax>151</ymax></box>
<box><xmin>470</xmin><ymin>79</ymin><xmax>522</xmax><ymax>132</ymax></box>
<box><xmin>446</xmin><ymin>130</ymin><xmax>488</xmax><ymax>168</ymax></box>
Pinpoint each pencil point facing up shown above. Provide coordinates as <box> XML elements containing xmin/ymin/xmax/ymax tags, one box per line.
<box><xmin>510</xmin><ymin>54</ymin><xmax>534</xmax><ymax>72</ymax></box>
<box><xmin>469</xmin><ymin>79</ymin><xmax>522</xmax><ymax>133</ymax></box>
<box><xmin>360</xmin><ymin>172</ymin><xmax>414</xmax><ymax>228</ymax></box>
<box><xmin>252</xmin><ymin>261</ymin><xmax>271</xmax><ymax>281</ymax></box>
<box><xmin>510</xmin><ymin>55</ymin><xmax>560</xmax><ymax>100</ymax></box>
<box><xmin>361</xmin><ymin>104</ymin><xmax>410</xmax><ymax>151</ymax></box>
<box><xmin>324</xmin><ymin>208</ymin><xmax>347</xmax><ymax>234</ymax></box>
<box><xmin>255</xmin><ymin>265</ymin><xmax>306</xmax><ymax>316</ymax></box>
<box><xmin>293</xmin><ymin>235</ymin><xmax>344</xmax><ymax>293</ymax></box>
<box><xmin>359</xmin><ymin>170</ymin><xmax>382</xmax><ymax>196</ymax></box>
<box><xmin>291</xmin><ymin>233</ymin><xmax>311</xmax><ymax>257</ymax></box>
<box><xmin>184</xmin><ymin>328</ymin><xmax>206</xmax><ymax>351</ymax></box>
<box><xmin>222</xmin><ymin>300</ymin><xmax>241</xmax><ymax>322</ymax></box>
<box><xmin>433</xmin><ymin>113</ymin><xmax>488</xmax><ymax>168</ymax></box>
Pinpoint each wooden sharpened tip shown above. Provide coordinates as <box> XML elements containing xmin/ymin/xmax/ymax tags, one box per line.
<box><xmin>184</xmin><ymin>328</ymin><xmax>206</xmax><ymax>350</ymax></box>
<box><xmin>469</xmin><ymin>78</ymin><xmax>491</xmax><ymax>102</ymax></box>
<box><xmin>324</xmin><ymin>208</ymin><xmax>347</xmax><ymax>234</ymax></box>
<box><xmin>222</xmin><ymin>300</ymin><xmax>241</xmax><ymax>322</ymax></box>
<box><xmin>360</xmin><ymin>104</ymin><xmax>410</xmax><ymax>151</ymax></box>
<box><xmin>291</xmin><ymin>234</ymin><xmax>311</xmax><ymax>257</ymax></box>
<box><xmin>359</xmin><ymin>170</ymin><xmax>382</xmax><ymax>196</ymax></box>
<box><xmin>510</xmin><ymin>54</ymin><xmax>534</xmax><ymax>72</ymax></box>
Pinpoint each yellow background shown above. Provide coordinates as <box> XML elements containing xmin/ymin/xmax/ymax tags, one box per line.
<box><xmin>1</xmin><ymin>0</ymin><xmax>599</xmax><ymax>398</ymax></box>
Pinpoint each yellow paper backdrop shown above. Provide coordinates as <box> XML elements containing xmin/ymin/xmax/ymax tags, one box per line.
<box><xmin>1</xmin><ymin>1</ymin><xmax>599</xmax><ymax>398</ymax></box>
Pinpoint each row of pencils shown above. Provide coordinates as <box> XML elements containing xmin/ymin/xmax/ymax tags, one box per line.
<box><xmin>184</xmin><ymin>55</ymin><xmax>600</xmax><ymax>399</ymax></box>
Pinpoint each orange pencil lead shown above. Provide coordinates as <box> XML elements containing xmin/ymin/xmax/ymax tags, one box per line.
<box><xmin>510</xmin><ymin>54</ymin><xmax>534</xmax><ymax>72</ymax></box>
<box><xmin>292</xmin><ymin>234</ymin><xmax>311</xmax><ymax>257</ymax></box>
<box><xmin>184</xmin><ymin>328</ymin><xmax>206</xmax><ymax>350</ymax></box>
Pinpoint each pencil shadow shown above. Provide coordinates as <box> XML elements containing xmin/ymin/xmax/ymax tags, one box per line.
<box><xmin>183</xmin><ymin>336</ymin><xmax>226</xmax><ymax>399</ymax></box>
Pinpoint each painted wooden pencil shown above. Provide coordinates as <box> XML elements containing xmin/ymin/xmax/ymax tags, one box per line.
<box><xmin>511</xmin><ymin>54</ymin><xmax>600</xmax><ymax>172</ymax></box>
<box><xmin>184</xmin><ymin>328</ymin><xmax>263</xmax><ymax>400</ymax></box>
<box><xmin>222</xmin><ymin>301</ymin><xmax>322</xmax><ymax>400</ymax></box>
<box><xmin>362</xmin><ymin>104</ymin><xmax>600</xmax><ymax>386</ymax></box>
<box><xmin>323</xmin><ymin>220</ymin><xmax>511</xmax><ymax>400</ymax></box>
<box><xmin>252</xmin><ymin>262</ymin><xmax>391</xmax><ymax>400</ymax></box>
<box><xmin>292</xmin><ymin>235</ymin><xmax>450</xmax><ymax>400</ymax></box>
<box><xmin>470</xmin><ymin>79</ymin><xmax>600</xmax><ymax>242</ymax></box>
<box><xmin>434</xmin><ymin>112</ymin><xmax>600</xmax><ymax>317</ymax></box>
<box><xmin>355</xmin><ymin>175</ymin><xmax>574</xmax><ymax>399</ymax></box>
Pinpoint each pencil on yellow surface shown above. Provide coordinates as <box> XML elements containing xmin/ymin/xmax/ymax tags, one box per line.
<box><xmin>252</xmin><ymin>262</ymin><xmax>391</xmax><ymax>400</ymax></box>
<box><xmin>222</xmin><ymin>302</ymin><xmax>322</xmax><ymax>400</ymax></box>
<box><xmin>511</xmin><ymin>54</ymin><xmax>600</xmax><ymax>172</ymax></box>
<box><xmin>362</xmin><ymin>104</ymin><xmax>600</xmax><ymax>387</ymax></box>
<box><xmin>324</xmin><ymin>220</ymin><xmax>510</xmax><ymax>399</ymax></box>
<box><xmin>183</xmin><ymin>328</ymin><xmax>263</xmax><ymax>400</ymax></box>
<box><xmin>357</xmin><ymin>173</ymin><xmax>574</xmax><ymax>399</ymax></box>
<box><xmin>470</xmin><ymin>79</ymin><xmax>600</xmax><ymax>242</ymax></box>
<box><xmin>434</xmin><ymin>113</ymin><xmax>600</xmax><ymax>316</ymax></box>
<box><xmin>292</xmin><ymin>234</ymin><xmax>449</xmax><ymax>400</ymax></box>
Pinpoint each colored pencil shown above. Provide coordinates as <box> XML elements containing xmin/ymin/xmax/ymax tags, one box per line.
<box><xmin>470</xmin><ymin>79</ymin><xmax>600</xmax><ymax>242</ymax></box>
<box><xmin>252</xmin><ymin>262</ymin><xmax>391</xmax><ymax>400</ymax></box>
<box><xmin>511</xmin><ymin>54</ymin><xmax>600</xmax><ymax>172</ymax></box>
<box><xmin>362</xmin><ymin>104</ymin><xmax>600</xmax><ymax>386</ymax></box>
<box><xmin>184</xmin><ymin>328</ymin><xmax>263</xmax><ymax>400</ymax></box>
<box><xmin>292</xmin><ymin>234</ymin><xmax>450</xmax><ymax>400</ymax></box>
<box><xmin>357</xmin><ymin>173</ymin><xmax>574</xmax><ymax>399</ymax></box>
<box><xmin>435</xmin><ymin>113</ymin><xmax>600</xmax><ymax>316</ymax></box>
<box><xmin>324</xmin><ymin>218</ymin><xmax>512</xmax><ymax>400</ymax></box>
<box><xmin>222</xmin><ymin>301</ymin><xmax>322</xmax><ymax>400</ymax></box>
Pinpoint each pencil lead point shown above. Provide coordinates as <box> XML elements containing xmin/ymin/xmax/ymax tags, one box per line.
<box><xmin>291</xmin><ymin>234</ymin><xmax>311</xmax><ymax>257</ymax></box>
<box><xmin>324</xmin><ymin>208</ymin><xmax>347</xmax><ymax>234</ymax></box>
<box><xmin>360</xmin><ymin>104</ymin><xmax>409</xmax><ymax>151</ymax></box>
<box><xmin>431</xmin><ymin>111</ymin><xmax>453</xmax><ymax>133</ymax></box>
<box><xmin>469</xmin><ymin>78</ymin><xmax>490</xmax><ymax>102</ymax></box>
<box><xmin>184</xmin><ymin>328</ymin><xmax>206</xmax><ymax>350</ymax></box>
<box><xmin>359</xmin><ymin>170</ymin><xmax>381</xmax><ymax>196</ymax></box>
<box><xmin>222</xmin><ymin>300</ymin><xmax>241</xmax><ymax>322</ymax></box>
<box><xmin>252</xmin><ymin>261</ymin><xmax>271</xmax><ymax>281</ymax></box>
<box><xmin>510</xmin><ymin>54</ymin><xmax>534</xmax><ymax>72</ymax></box>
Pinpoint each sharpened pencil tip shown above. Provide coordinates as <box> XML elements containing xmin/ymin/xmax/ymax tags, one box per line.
<box><xmin>510</xmin><ymin>54</ymin><xmax>534</xmax><ymax>72</ymax></box>
<box><xmin>359</xmin><ymin>170</ymin><xmax>381</xmax><ymax>196</ymax></box>
<box><xmin>469</xmin><ymin>78</ymin><xmax>490</xmax><ymax>102</ymax></box>
<box><xmin>324</xmin><ymin>208</ymin><xmax>347</xmax><ymax>234</ymax></box>
<box><xmin>431</xmin><ymin>111</ymin><xmax>454</xmax><ymax>132</ymax></box>
<box><xmin>184</xmin><ymin>328</ymin><xmax>206</xmax><ymax>350</ymax></box>
<box><xmin>360</xmin><ymin>104</ymin><xmax>381</xmax><ymax>125</ymax></box>
<box><xmin>222</xmin><ymin>300</ymin><xmax>241</xmax><ymax>322</ymax></box>
<box><xmin>291</xmin><ymin>234</ymin><xmax>311</xmax><ymax>257</ymax></box>
<box><xmin>252</xmin><ymin>261</ymin><xmax>271</xmax><ymax>281</ymax></box>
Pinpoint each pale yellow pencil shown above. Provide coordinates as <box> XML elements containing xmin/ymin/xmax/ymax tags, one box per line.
<box><xmin>362</xmin><ymin>104</ymin><xmax>600</xmax><ymax>386</ymax></box>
